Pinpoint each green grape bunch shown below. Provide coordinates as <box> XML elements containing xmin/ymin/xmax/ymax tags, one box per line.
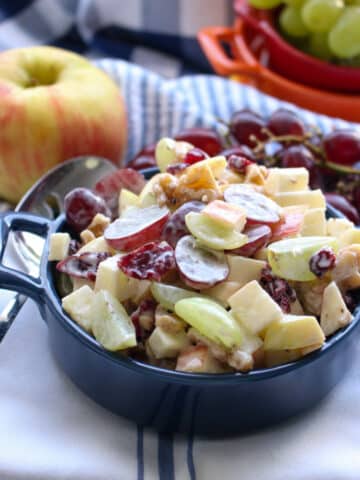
<box><xmin>247</xmin><ymin>0</ymin><xmax>360</xmax><ymax>64</ymax></box>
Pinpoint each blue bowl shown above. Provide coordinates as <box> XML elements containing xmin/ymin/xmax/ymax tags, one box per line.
<box><xmin>1</xmin><ymin>173</ymin><xmax>359</xmax><ymax>435</ymax></box>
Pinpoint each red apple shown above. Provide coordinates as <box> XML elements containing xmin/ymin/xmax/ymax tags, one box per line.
<box><xmin>0</xmin><ymin>46</ymin><xmax>127</xmax><ymax>202</ymax></box>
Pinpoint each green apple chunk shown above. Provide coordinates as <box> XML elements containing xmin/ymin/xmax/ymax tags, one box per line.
<box><xmin>62</xmin><ymin>285</ymin><xmax>95</xmax><ymax>332</ymax></box>
<box><xmin>185</xmin><ymin>212</ymin><xmax>248</xmax><ymax>250</ymax></box>
<box><xmin>90</xmin><ymin>290</ymin><xmax>136</xmax><ymax>351</ymax></box>
<box><xmin>267</xmin><ymin>236</ymin><xmax>338</xmax><ymax>281</ymax></box>
<box><xmin>320</xmin><ymin>281</ymin><xmax>353</xmax><ymax>336</ymax></box>
<box><xmin>264</xmin><ymin>314</ymin><xmax>325</xmax><ymax>351</ymax></box>
<box><xmin>175</xmin><ymin>297</ymin><xmax>243</xmax><ymax>349</ymax></box>
<box><xmin>147</xmin><ymin>327</ymin><xmax>190</xmax><ymax>359</ymax></box>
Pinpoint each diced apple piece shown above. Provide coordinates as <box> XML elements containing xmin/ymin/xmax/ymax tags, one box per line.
<box><xmin>204</xmin><ymin>281</ymin><xmax>242</xmax><ymax>307</ymax></box>
<box><xmin>176</xmin><ymin>345</ymin><xmax>225</xmax><ymax>373</ymax></box>
<box><xmin>138</xmin><ymin>173</ymin><xmax>162</xmax><ymax>207</ymax></box>
<box><xmin>95</xmin><ymin>254</ymin><xmax>135</xmax><ymax>302</ymax></box>
<box><xmin>229</xmin><ymin>280</ymin><xmax>283</xmax><ymax>336</ymax></box>
<box><xmin>267</xmin><ymin>236</ymin><xmax>338</xmax><ymax>282</ymax></box>
<box><xmin>118</xmin><ymin>188</ymin><xmax>139</xmax><ymax>216</ymax></box>
<box><xmin>71</xmin><ymin>277</ymin><xmax>94</xmax><ymax>291</ymax></box>
<box><xmin>90</xmin><ymin>290</ymin><xmax>136</xmax><ymax>351</ymax></box>
<box><xmin>62</xmin><ymin>285</ymin><xmax>95</xmax><ymax>332</ymax></box>
<box><xmin>77</xmin><ymin>235</ymin><xmax>112</xmax><ymax>255</ymax></box>
<box><xmin>327</xmin><ymin>218</ymin><xmax>354</xmax><ymax>238</ymax></box>
<box><xmin>156</xmin><ymin>138</ymin><xmax>193</xmax><ymax>172</ymax></box>
<box><xmin>202</xmin><ymin>200</ymin><xmax>246</xmax><ymax>231</ymax></box>
<box><xmin>338</xmin><ymin>228</ymin><xmax>360</xmax><ymax>248</ymax></box>
<box><xmin>264</xmin><ymin>314</ymin><xmax>325</xmax><ymax>351</ymax></box>
<box><xmin>264</xmin><ymin>167</ymin><xmax>309</xmax><ymax>196</ymax></box>
<box><xmin>48</xmin><ymin>232</ymin><xmax>71</xmax><ymax>261</ymax></box>
<box><xmin>264</xmin><ymin>349</ymin><xmax>302</xmax><ymax>367</ymax></box>
<box><xmin>274</xmin><ymin>189</ymin><xmax>325</xmax><ymax>209</ymax></box>
<box><xmin>128</xmin><ymin>279</ymin><xmax>151</xmax><ymax>303</ymax></box>
<box><xmin>155</xmin><ymin>305</ymin><xmax>186</xmax><ymax>333</ymax></box>
<box><xmin>300</xmin><ymin>208</ymin><xmax>326</xmax><ymax>236</ymax></box>
<box><xmin>226</xmin><ymin>255</ymin><xmax>267</xmax><ymax>286</ymax></box>
<box><xmin>179</xmin><ymin>161</ymin><xmax>219</xmax><ymax>192</ymax></box>
<box><xmin>320</xmin><ymin>281</ymin><xmax>353</xmax><ymax>336</ymax></box>
<box><xmin>147</xmin><ymin>326</ymin><xmax>190</xmax><ymax>359</ymax></box>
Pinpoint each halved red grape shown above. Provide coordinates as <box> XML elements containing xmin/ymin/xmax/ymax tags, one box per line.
<box><xmin>118</xmin><ymin>241</ymin><xmax>175</xmax><ymax>281</ymax></box>
<box><xmin>229</xmin><ymin>110</ymin><xmax>266</xmax><ymax>147</ymax></box>
<box><xmin>162</xmin><ymin>201</ymin><xmax>205</xmax><ymax>248</ymax></box>
<box><xmin>105</xmin><ymin>205</ymin><xmax>170</xmax><ymax>251</ymax></box>
<box><xmin>220</xmin><ymin>145</ymin><xmax>256</xmax><ymax>161</ymax></box>
<box><xmin>229</xmin><ymin>224</ymin><xmax>272</xmax><ymax>256</ymax></box>
<box><xmin>183</xmin><ymin>148</ymin><xmax>208</xmax><ymax>165</ymax></box>
<box><xmin>175</xmin><ymin>128</ymin><xmax>222</xmax><ymax>156</ymax></box>
<box><xmin>175</xmin><ymin>235</ymin><xmax>229</xmax><ymax>289</ymax></box>
<box><xmin>223</xmin><ymin>184</ymin><xmax>281</xmax><ymax>224</ymax></box>
<box><xmin>325</xmin><ymin>193</ymin><xmax>360</xmax><ymax>224</ymax></box>
<box><xmin>270</xmin><ymin>208</ymin><xmax>304</xmax><ymax>242</ymax></box>
<box><xmin>127</xmin><ymin>144</ymin><xmax>157</xmax><ymax>170</ymax></box>
<box><xmin>64</xmin><ymin>188</ymin><xmax>110</xmax><ymax>233</ymax></box>
<box><xmin>323</xmin><ymin>130</ymin><xmax>360</xmax><ymax>166</ymax></box>
<box><xmin>267</xmin><ymin>109</ymin><xmax>305</xmax><ymax>137</ymax></box>
<box><xmin>94</xmin><ymin>168</ymin><xmax>146</xmax><ymax>218</ymax></box>
<box><xmin>56</xmin><ymin>252</ymin><xmax>110</xmax><ymax>281</ymax></box>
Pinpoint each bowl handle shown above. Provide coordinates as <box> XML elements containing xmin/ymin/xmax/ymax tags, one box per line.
<box><xmin>197</xmin><ymin>26</ymin><xmax>261</xmax><ymax>77</ymax></box>
<box><xmin>0</xmin><ymin>212</ymin><xmax>52</xmax><ymax>338</ymax></box>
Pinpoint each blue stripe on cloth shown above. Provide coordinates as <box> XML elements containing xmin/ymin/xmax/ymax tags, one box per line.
<box><xmin>137</xmin><ymin>425</ymin><xmax>144</xmax><ymax>480</ymax></box>
<box><xmin>158</xmin><ymin>433</ymin><xmax>174</xmax><ymax>480</ymax></box>
<box><xmin>0</xmin><ymin>0</ymin><xmax>33</xmax><ymax>21</ymax></box>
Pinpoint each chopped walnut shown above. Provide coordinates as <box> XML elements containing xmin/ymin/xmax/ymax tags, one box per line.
<box><xmin>88</xmin><ymin>213</ymin><xmax>111</xmax><ymax>237</ymax></box>
<box><xmin>187</xmin><ymin>328</ymin><xmax>228</xmax><ymax>363</ymax></box>
<box><xmin>244</xmin><ymin>164</ymin><xmax>268</xmax><ymax>186</ymax></box>
<box><xmin>227</xmin><ymin>349</ymin><xmax>254</xmax><ymax>373</ymax></box>
<box><xmin>155</xmin><ymin>305</ymin><xmax>187</xmax><ymax>333</ymax></box>
<box><xmin>332</xmin><ymin>245</ymin><xmax>360</xmax><ymax>290</ymax></box>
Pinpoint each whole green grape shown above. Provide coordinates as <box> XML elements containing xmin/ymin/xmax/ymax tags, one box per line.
<box><xmin>329</xmin><ymin>6</ymin><xmax>360</xmax><ymax>58</ymax></box>
<box><xmin>301</xmin><ymin>0</ymin><xmax>344</xmax><ymax>33</ymax></box>
<box><xmin>284</xmin><ymin>0</ymin><xmax>305</xmax><ymax>7</ymax></box>
<box><xmin>308</xmin><ymin>32</ymin><xmax>333</xmax><ymax>60</ymax></box>
<box><xmin>248</xmin><ymin>0</ymin><xmax>283</xmax><ymax>8</ymax></box>
<box><xmin>279</xmin><ymin>5</ymin><xmax>309</xmax><ymax>37</ymax></box>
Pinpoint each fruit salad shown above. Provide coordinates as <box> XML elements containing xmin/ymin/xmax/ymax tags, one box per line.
<box><xmin>48</xmin><ymin>137</ymin><xmax>360</xmax><ymax>374</ymax></box>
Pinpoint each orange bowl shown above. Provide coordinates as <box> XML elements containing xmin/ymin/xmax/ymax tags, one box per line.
<box><xmin>198</xmin><ymin>21</ymin><xmax>360</xmax><ymax>122</ymax></box>
<box><xmin>234</xmin><ymin>0</ymin><xmax>360</xmax><ymax>93</ymax></box>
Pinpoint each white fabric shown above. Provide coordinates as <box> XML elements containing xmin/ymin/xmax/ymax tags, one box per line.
<box><xmin>1</xmin><ymin>60</ymin><xmax>360</xmax><ymax>480</ymax></box>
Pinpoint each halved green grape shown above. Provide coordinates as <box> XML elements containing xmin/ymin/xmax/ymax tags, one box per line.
<box><xmin>151</xmin><ymin>282</ymin><xmax>201</xmax><ymax>311</ymax></box>
<box><xmin>329</xmin><ymin>6</ymin><xmax>360</xmax><ymax>58</ymax></box>
<box><xmin>175</xmin><ymin>297</ymin><xmax>243</xmax><ymax>349</ymax></box>
<box><xmin>301</xmin><ymin>0</ymin><xmax>344</xmax><ymax>33</ymax></box>
<box><xmin>248</xmin><ymin>0</ymin><xmax>283</xmax><ymax>7</ymax></box>
<box><xmin>91</xmin><ymin>290</ymin><xmax>137</xmax><ymax>351</ymax></box>
<box><xmin>308</xmin><ymin>32</ymin><xmax>333</xmax><ymax>60</ymax></box>
<box><xmin>267</xmin><ymin>236</ymin><xmax>338</xmax><ymax>282</ymax></box>
<box><xmin>185</xmin><ymin>212</ymin><xmax>248</xmax><ymax>251</ymax></box>
<box><xmin>284</xmin><ymin>0</ymin><xmax>305</xmax><ymax>7</ymax></box>
<box><xmin>279</xmin><ymin>5</ymin><xmax>309</xmax><ymax>37</ymax></box>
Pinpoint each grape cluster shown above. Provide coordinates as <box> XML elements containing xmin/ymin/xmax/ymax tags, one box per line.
<box><xmin>127</xmin><ymin>109</ymin><xmax>360</xmax><ymax>225</ymax></box>
<box><xmin>248</xmin><ymin>0</ymin><xmax>360</xmax><ymax>63</ymax></box>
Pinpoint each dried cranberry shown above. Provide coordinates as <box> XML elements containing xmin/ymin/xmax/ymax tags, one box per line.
<box><xmin>309</xmin><ymin>247</ymin><xmax>336</xmax><ymax>277</ymax></box>
<box><xmin>56</xmin><ymin>252</ymin><xmax>110</xmax><ymax>281</ymax></box>
<box><xmin>130</xmin><ymin>299</ymin><xmax>156</xmax><ymax>340</ymax></box>
<box><xmin>227</xmin><ymin>154</ymin><xmax>254</xmax><ymax>174</ymax></box>
<box><xmin>166</xmin><ymin>162</ymin><xmax>188</xmax><ymax>175</ymax></box>
<box><xmin>183</xmin><ymin>148</ymin><xmax>208</xmax><ymax>165</ymax></box>
<box><xmin>118</xmin><ymin>241</ymin><xmax>176</xmax><ymax>281</ymax></box>
<box><xmin>260</xmin><ymin>266</ymin><xmax>296</xmax><ymax>314</ymax></box>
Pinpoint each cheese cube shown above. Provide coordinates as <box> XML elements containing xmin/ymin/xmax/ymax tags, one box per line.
<box><xmin>264</xmin><ymin>167</ymin><xmax>309</xmax><ymax>195</ymax></box>
<box><xmin>95</xmin><ymin>254</ymin><xmax>135</xmax><ymax>302</ymax></box>
<box><xmin>147</xmin><ymin>327</ymin><xmax>190</xmax><ymax>359</ymax></box>
<box><xmin>226</xmin><ymin>255</ymin><xmax>266</xmax><ymax>286</ymax></box>
<box><xmin>229</xmin><ymin>280</ymin><xmax>283</xmax><ymax>335</ymax></box>
<box><xmin>320</xmin><ymin>281</ymin><xmax>353</xmax><ymax>336</ymax></box>
<box><xmin>274</xmin><ymin>189</ymin><xmax>325</xmax><ymax>209</ymax></box>
<box><xmin>338</xmin><ymin>228</ymin><xmax>360</xmax><ymax>248</ymax></box>
<box><xmin>327</xmin><ymin>218</ymin><xmax>354</xmax><ymax>238</ymax></box>
<box><xmin>48</xmin><ymin>233</ymin><xmax>71</xmax><ymax>261</ymax></box>
<box><xmin>300</xmin><ymin>208</ymin><xmax>326</xmax><ymax>236</ymax></box>
<box><xmin>62</xmin><ymin>285</ymin><xmax>95</xmax><ymax>332</ymax></box>
<box><xmin>202</xmin><ymin>200</ymin><xmax>246</xmax><ymax>230</ymax></box>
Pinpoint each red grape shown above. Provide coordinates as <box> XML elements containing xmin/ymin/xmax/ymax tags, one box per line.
<box><xmin>280</xmin><ymin>145</ymin><xmax>315</xmax><ymax>170</ymax></box>
<box><xmin>57</xmin><ymin>252</ymin><xmax>110</xmax><ymax>281</ymax></box>
<box><xmin>126</xmin><ymin>145</ymin><xmax>157</xmax><ymax>170</ymax></box>
<box><xmin>162</xmin><ymin>201</ymin><xmax>205</xmax><ymax>248</ymax></box>
<box><xmin>267</xmin><ymin>109</ymin><xmax>305</xmax><ymax>137</ymax></box>
<box><xmin>183</xmin><ymin>148</ymin><xmax>208</xmax><ymax>165</ymax></box>
<box><xmin>227</xmin><ymin>155</ymin><xmax>254</xmax><ymax>174</ymax></box>
<box><xmin>118</xmin><ymin>241</ymin><xmax>175</xmax><ymax>281</ymax></box>
<box><xmin>325</xmin><ymin>193</ymin><xmax>360</xmax><ymax>224</ymax></box>
<box><xmin>94</xmin><ymin>168</ymin><xmax>146</xmax><ymax>218</ymax></box>
<box><xmin>64</xmin><ymin>188</ymin><xmax>110</xmax><ymax>233</ymax></box>
<box><xmin>175</xmin><ymin>235</ymin><xmax>229</xmax><ymax>289</ymax></box>
<box><xmin>229</xmin><ymin>224</ymin><xmax>271</xmax><ymax>256</ymax></box>
<box><xmin>175</xmin><ymin>128</ymin><xmax>222</xmax><ymax>156</ymax></box>
<box><xmin>229</xmin><ymin>110</ymin><xmax>266</xmax><ymax>147</ymax></box>
<box><xmin>220</xmin><ymin>145</ymin><xmax>256</xmax><ymax>161</ymax></box>
<box><xmin>323</xmin><ymin>130</ymin><xmax>360</xmax><ymax>166</ymax></box>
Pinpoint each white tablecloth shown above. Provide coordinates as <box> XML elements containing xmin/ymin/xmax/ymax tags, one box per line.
<box><xmin>1</xmin><ymin>60</ymin><xmax>360</xmax><ymax>480</ymax></box>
